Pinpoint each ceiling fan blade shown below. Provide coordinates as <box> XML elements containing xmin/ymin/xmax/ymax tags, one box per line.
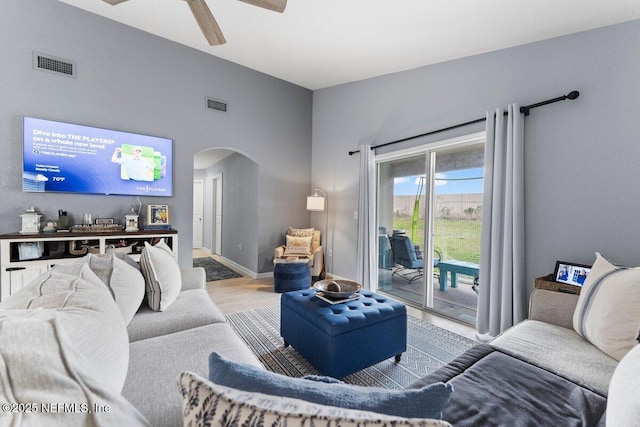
<box><xmin>185</xmin><ymin>0</ymin><xmax>226</xmax><ymax>46</ymax></box>
<box><xmin>238</xmin><ymin>0</ymin><xmax>287</xmax><ymax>13</ymax></box>
<box><xmin>102</xmin><ymin>0</ymin><xmax>129</xmax><ymax>5</ymax></box>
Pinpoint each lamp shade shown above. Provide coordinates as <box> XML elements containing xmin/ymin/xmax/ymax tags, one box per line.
<box><xmin>307</xmin><ymin>195</ymin><xmax>325</xmax><ymax>211</ymax></box>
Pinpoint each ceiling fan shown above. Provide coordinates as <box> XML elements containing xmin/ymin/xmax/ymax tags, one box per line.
<box><xmin>102</xmin><ymin>0</ymin><xmax>287</xmax><ymax>46</ymax></box>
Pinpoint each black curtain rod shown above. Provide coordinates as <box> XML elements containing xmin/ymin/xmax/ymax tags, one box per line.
<box><xmin>348</xmin><ymin>90</ymin><xmax>580</xmax><ymax>156</ymax></box>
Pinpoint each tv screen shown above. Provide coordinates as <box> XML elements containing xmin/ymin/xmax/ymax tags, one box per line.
<box><xmin>23</xmin><ymin>117</ymin><xmax>173</xmax><ymax>197</ymax></box>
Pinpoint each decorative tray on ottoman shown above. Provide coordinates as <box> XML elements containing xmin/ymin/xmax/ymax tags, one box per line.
<box><xmin>313</xmin><ymin>280</ymin><xmax>362</xmax><ymax>303</ymax></box>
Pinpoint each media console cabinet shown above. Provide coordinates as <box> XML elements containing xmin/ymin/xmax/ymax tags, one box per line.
<box><xmin>0</xmin><ymin>229</ymin><xmax>178</xmax><ymax>301</ymax></box>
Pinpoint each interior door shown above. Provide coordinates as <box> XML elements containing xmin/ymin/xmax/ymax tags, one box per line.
<box><xmin>213</xmin><ymin>174</ymin><xmax>223</xmax><ymax>255</ymax></box>
<box><xmin>193</xmin><ymin>180</ymin><xmax>204</xmax><ymax>248</ymax></box>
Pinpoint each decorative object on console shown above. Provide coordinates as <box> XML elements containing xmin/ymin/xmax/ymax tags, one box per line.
<box><xmin>71</xmin><ymin>224</ymin><xmax>125</xmax><ymax>233</ymax></box>
<box><xmin>42</xmin><ymin>221</ymin><xmax>57</xmax><ymax>233</ymax></box>
<box><xmin>95</xmin><ymin>218</ymin><xmax>115</xmax><ymax>226</ymax></box>
<box><xmin>20</xmin><ymin>207</ymin><xmax>41</xmax><ymax>234</ymax></box>
<box><xmin>553</xmin><ymin>260</ymin><xmax>591</xmax><ymax>287</ymax></box>
<box><xmin>57</xmin><ymin>210</ymin><xmax>69</xmax><ymax>232</ymax></box>
<box><xmin>146</xmin><ymin>204</ymin><xmax>170</xmax><ymax>230</ymax></box>
<box><xmin>125</xmin><ymin>208</ymin><xmax>139</xmax><ymax>232</ymax></box>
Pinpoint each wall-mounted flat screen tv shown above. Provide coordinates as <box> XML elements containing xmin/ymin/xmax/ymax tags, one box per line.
<box><xmin>23</xmin><ymin>117</ymin><xmax>173</xmax><ymax>197</ymax></box>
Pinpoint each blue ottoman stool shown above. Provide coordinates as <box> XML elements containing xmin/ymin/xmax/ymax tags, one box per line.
<box><xmin>273</xmin><ymin>262</ymin><xmax>311</xmax><ymax>293</ymax></box>
<box><xmin>280</xmin><ymin>289</ymin><xmax>407</xmax><ymax>378</ymax></box>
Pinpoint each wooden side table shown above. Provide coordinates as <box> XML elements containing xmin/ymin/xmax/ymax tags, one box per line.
<box><xmin>534</xmin><ymin>274</ymin><xmax>582</xmax><ymax>295</ymax></box>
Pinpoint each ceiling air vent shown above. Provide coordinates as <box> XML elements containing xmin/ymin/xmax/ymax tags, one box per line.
<box><xmin>206</xmin><ymin>97</ymin><xmax>228</xmax><ymax>113</ymax></box>
<box><xmin>33</xmin><ymin>52</ymin><xmax>76</xmax><ymax>78</ymax></box>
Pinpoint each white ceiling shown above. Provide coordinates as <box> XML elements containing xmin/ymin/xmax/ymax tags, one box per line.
<box><xmin>57</xmin><ymin>0</ymin><xmax>640</xmax><ymax>90</ymax></box>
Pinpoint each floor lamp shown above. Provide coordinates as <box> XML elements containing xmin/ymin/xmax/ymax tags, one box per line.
<box><xmin>307</xmin><ymin>188</ymin><xmax>329</xmax><ymax>277</ymax></box>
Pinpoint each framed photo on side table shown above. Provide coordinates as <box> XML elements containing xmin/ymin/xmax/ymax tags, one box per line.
<box><xmin>147</xmin><ymin>204</ymin><xmax>169</xmax><ymax>226</ymax></box>
<box><xmin>553</xmin><ymin>261</ymin><xmax>591</xmax><ymax>287</ymax></box>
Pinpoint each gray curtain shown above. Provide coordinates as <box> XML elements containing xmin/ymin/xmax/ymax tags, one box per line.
<box><xmin>356</xmin><ymin>144</ymin><xmax>377</xmax><ymax>289</ymax></box>
<box><xmin>477</xmin><ymin>105</ymin><xmax>527</xmax><ymax>339</ymax></box>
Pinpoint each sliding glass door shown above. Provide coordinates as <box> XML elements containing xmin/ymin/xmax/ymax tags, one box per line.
<box><xmin>376</xmin><ymin>133</ymin><xmax>484</xmax><ymax>324</ymax></box>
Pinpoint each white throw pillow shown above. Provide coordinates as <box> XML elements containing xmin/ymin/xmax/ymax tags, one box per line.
<box><xmin>81</xmin><ymin>253</ymin><xmax>146</xmax><ymax>324</ymax></box>
<box><xmin>0</xmin><ymin>314</ymin><xmax>150</xmax><ymax>426</ymax></box>
<box><xmin>283</xmin><ymin>234</ymin><xmax>313</xmax><ymax>256</ymax></box>
<box><xmin>0</xmin><ymin>263</ymin><xmax>130</xmax><ymax>393</ymax></box>
<box><xmin>140</xmin><ymin>241</ymin><xmax>182</xmax><ymax>311</ymax></box>
<box><xmin>287</xmin><ymin>227</ymin><xmax>314</xmax><ymax>237</ymax></box>
<box><xmin>607</xmin><ymin>344</ymin><xmax>640</xmax><ymax>426</ymax></box>
<box><xmin>177</xmin><ymin>372</ymin><xmax>451</xmax><ymax>427</ymax></box>
<box><xmin>573</xmin><ymin>252</ymin><xmax>640</xmax><ymax>361</ymax></box>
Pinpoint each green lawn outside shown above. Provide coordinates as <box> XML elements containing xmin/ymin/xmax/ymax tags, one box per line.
<box><xmin>391</xmin><ymin>217</ymin><xmax>481</xmax><ymax>264</ymax></box>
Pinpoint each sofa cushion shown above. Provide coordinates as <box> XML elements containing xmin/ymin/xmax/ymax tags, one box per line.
<box><xmin>407</xmin><ymin>344</ymin><xmax>606</xmax><ymax>427</ymax></box>
<box><xmin>178</xmin><ymin>372</ymin><xmax>452</xmax><ymax>427</ymax></box>
<box><xmin>283</xmin><ymin>234</ymin><xmax>313</xmax><ymax>256</ymax></box>
<box><xmin>490</xmin><ymin>319</ymin><xmax>617</xmax><ymax>392</ymax></box>
<box><xmin>81</xmin><ymin>253</ymin><xmax>145</xmax><ymax>324</ymax></box>
<box><xmin>139</xmin><ymin>240</ymin><xmax>181</xmax><ymax>311</ymax></box>
<box><xmin>123</xmin><ymin>323</ymin><xmax>263</xmax><ymax>427</ymax></box>
<box><xmin>127</xmin><ymin>289</ymin><xmax>227</xmax><ymax>342</ymax></box>
<box><xmin>0</xmin><ymin>263</ymin><xmax>129</xmax><ymax>392</ymax></box>
<box><xmin>608</xmin><ymin>344</ymin><xmax>640</xmax><ymax>426</ymax></box>
<box><xmin>573</xmin><ymin>252</ymin><xmax>640</xmax><ymax>361</ymax></box>
<box><xmin>208</xmin><ymin>352</ymin><xmax>452</xmax><ymax>420</ymax></box>
<box><xmin>0</xmin><ymin>314</ymin><xmax>149</xmax><ymax>426</ymax></box>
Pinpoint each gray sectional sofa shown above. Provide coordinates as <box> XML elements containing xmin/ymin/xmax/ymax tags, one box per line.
<box><xmin>121</xmin><ymin>266</ymin><xmax>262</xmax><ymax>426</ymax></box>
<box><xmin>410</xmin><ymin>283</ymin><xmax>639</xmax><ymax>426</ymax></box>
<box><xmin>0</xmin><ymin>243</ymin><xmax>262</xmax><ymax>427</ymax></box>
<box><xmin>1</xmin><ymin>245</ymin><xmax>638</xmax><ymax>427</ymax></box>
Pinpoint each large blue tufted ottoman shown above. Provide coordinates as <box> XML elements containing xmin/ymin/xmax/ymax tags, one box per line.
<box><xmin>280</xmin><ymin>289</ymin><xmax>407</xmax><ymax>378</ymax></box>
<box><xmin>273</xmin><ymin>261</ymin><xmax>311</xmax><ymax>293</ymax></box>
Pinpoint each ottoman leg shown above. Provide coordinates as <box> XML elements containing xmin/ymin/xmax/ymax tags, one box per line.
<box><xmin>394</xmin><ymin>354</ymin><xmax>402</xmax><ymax>363</ymax></box>
<box><xmin>283</xmin><ymin>339</ymin><xmax>290</xmax><ymax>347</ymax></box>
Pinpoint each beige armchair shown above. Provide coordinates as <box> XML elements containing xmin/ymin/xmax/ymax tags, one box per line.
<box><xmin>274</xmin><ymin>228</ymin><xmax>324</xmax><ymax>278</ymax></box>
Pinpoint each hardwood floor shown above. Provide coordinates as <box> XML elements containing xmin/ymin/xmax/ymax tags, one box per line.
<box><xmin>196</xmin><ymin>251</ymin><xmax>479</xmax><ymax>342</ymax></box>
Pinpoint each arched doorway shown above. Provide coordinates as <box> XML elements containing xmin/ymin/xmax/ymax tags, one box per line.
<box><xmin>193</xmin><ymin>148</ymin><xmax>259</xmax><ymax>275</ymax></box>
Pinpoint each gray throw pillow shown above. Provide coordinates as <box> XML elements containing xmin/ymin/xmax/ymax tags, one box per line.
<box><xmin>82</xmin><ymin>253</ymin><xmax>145</xmax><ymax>324</ymax></box>
<box><xmin>139</xmin><ymin>240</ymin><xmax>181</xmax><ymax>311</ymax></box>
<box><xmin>208</xmin><ymin>352</ymin><xmax>453</xmax><ymax>420</ymax></box>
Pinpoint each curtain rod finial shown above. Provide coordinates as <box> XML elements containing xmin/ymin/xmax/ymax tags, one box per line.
<box><xmin>567</xmin><ymin>90</ymin><xmax>580</xmax><ymax>100</ymax></box>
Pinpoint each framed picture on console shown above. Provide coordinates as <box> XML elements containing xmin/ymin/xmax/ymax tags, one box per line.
<box><xmin>553</xmin><ymin>261</ymin><xmax>591</xmax><ymax>287</ymax></box>
<box><xmin>95</xmin><ymin>218</ymin><xmax>114</xmax><ymax>226</ymax></box>
<box><xmin>147</xmin><ymin>204</ymin><xmax>169</xmax><ymax>226</ymax></box>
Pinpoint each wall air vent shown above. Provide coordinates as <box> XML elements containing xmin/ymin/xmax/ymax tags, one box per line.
<box><xmin>206</xmin><ymin>97</ymin><xmax>228</xmax><ymax>113</ymax></box>
<box><xmin>33</xmin><ymin>52</ymin><xmax>76</xmax><ymax>78</ymax></box>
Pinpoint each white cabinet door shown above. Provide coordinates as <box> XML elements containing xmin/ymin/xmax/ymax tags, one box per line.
<box><xmin>9</xmin><ymin>265</ymin><xmax>49</xmax><ymax>295</ymax></box>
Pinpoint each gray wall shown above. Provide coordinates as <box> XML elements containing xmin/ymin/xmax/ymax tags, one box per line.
<box><xmin>0</xmin><ymin>0</ymin><xmax>312</xmax><ymax>271</ymax></box>
<box><xmin>201</xmin><ymin>152</ymin><xmax>260</xmax><ymax>273</ymax></box>
<box><xmin>312</xmin><ymin>20</ymin><xmax>640</xmax><ymax>291</ymax></box>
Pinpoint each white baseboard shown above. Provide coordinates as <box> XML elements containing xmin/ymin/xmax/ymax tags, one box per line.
<box><xmin>218</xmin><ymin>256</ymin><xmax>260</xmax><ymax>279</ymax></box>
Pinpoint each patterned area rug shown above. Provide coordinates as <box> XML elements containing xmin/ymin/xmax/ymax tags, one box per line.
<box><xmin>227</xmin><ymin>304</ymin><xmax>477</xmax><ymax>389</ymax></box>
<box><xmin>193</xmin><ymin>257</ymin><xmax>242</xmax><ymax>282</ymax></box>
